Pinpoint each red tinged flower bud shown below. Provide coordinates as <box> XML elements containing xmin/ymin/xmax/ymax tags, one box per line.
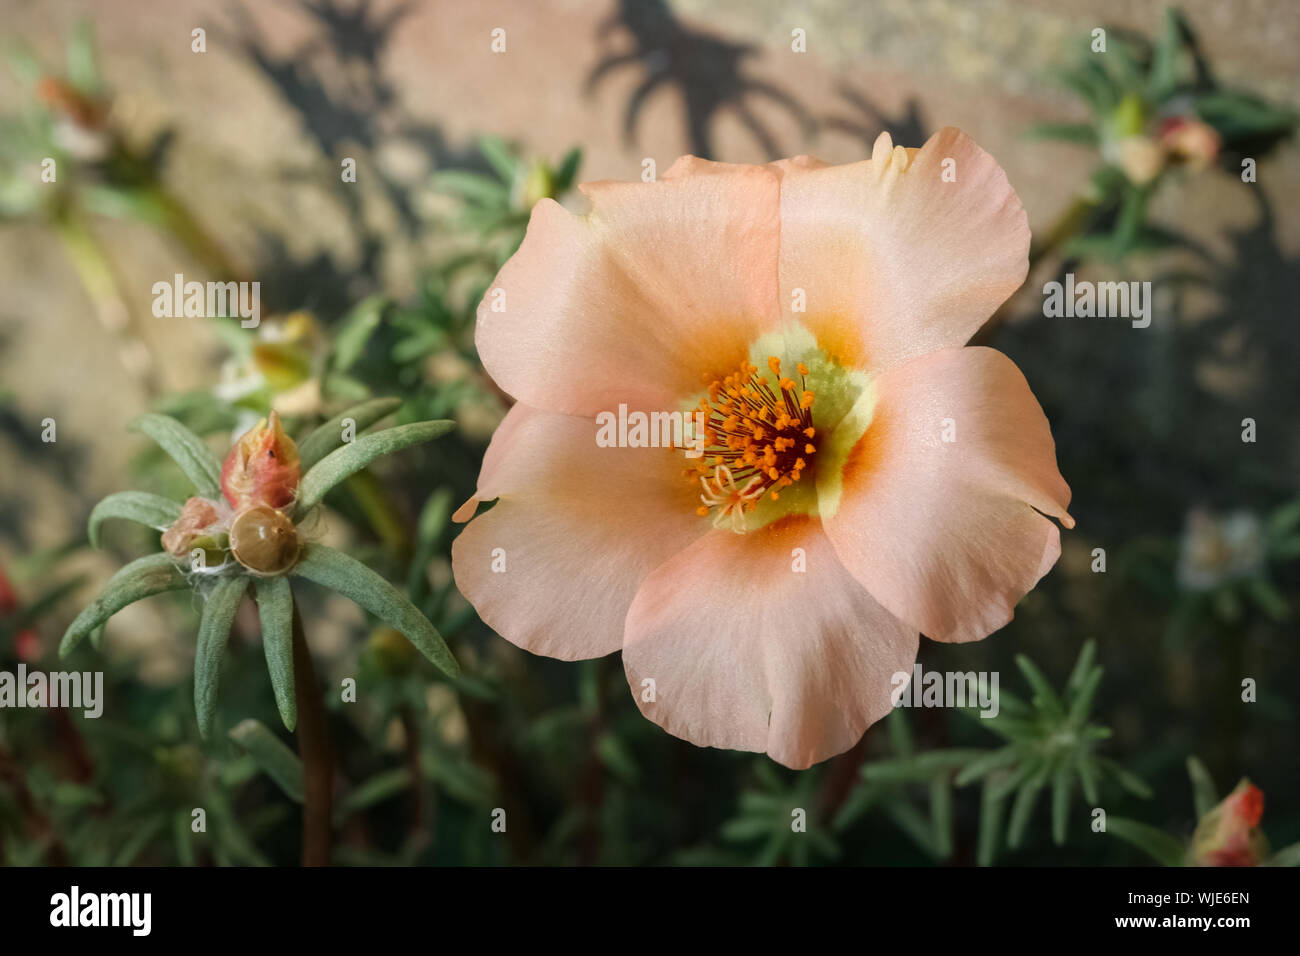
<box><xmin>221</xmin><ymin>411</ymin><xmax>301</xmax><ymax>510</ymax></box>
<box><xmin>1158</xmin><ymin>117</ymin><xmax>1221</xmax><ymax>171</ymax></box>
<box><xmin>1190</xmin><ymin>779</ymin><xmax>1269</xmax><ymax>867</ymax></box>
<box><xmin>161</xmin><ymin>497</ymin><xmax>223</xmax><ymax>557</ymax></box>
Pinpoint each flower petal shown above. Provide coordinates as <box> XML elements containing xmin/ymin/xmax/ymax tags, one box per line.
<box><xmin>475</xmin><ymin>162</ymin><xmax>781</xmax><ymax>416</ymax></box>
<box><xmin>622</xmin><ymin>517</ymin><xmax>918</xmax><ymax>769</ymax></box>
<box><xmin>776</xmin><ymin>128</ymin><xmax>1029</xmax><ymax>371</ymax></box>
<box><xmin>451</xmin><ymin>410</ymin><xmax>705</xmax><ymax>660</ymax></box>
<box><xmin>822</xmin><ymin>347</ymin><xmax>1072</xmax><ymax>644</ymax></box>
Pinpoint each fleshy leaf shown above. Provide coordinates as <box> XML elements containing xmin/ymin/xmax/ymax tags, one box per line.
<box><xmin>291</xmin><ymin>543</ymin><xmax>458</xmax><ymax>677</ymax></box>
<box><xmin>1187</xmin><ymin>756</ymin><xmax>1218</xmax><ymax>819</ymax></box>
<box><xmin>60</xmin><ymin>553</ymin><xmax>187</xmax><ymax>656</ymax></box>
<box><xmin>296</xmin><ymin>420</ymin><xmax>454</xmax><ymax>515</ymax></box>
<box><xmin>88</xmin><ymin>491</ymin><xmax>183</xmax><ymax>548</ymax></box>
<box><xmin>194</xmin><ymin>576</ymin><xmax>247</xmax><ymax>740</ymax></box>
<box><xmin>254</xmin><ymin>576</ymin><xmax>297</xmax><ymax>731</ymax></box>
<box><xmin>1108</xmin><ymin>817</ymin><xmax>1187</xmax><ymax>867</ymax></box>
<box><xmin>297</xmin><ymin>397</ymin><xmax>403</xmax><ymax>470</ymax></box>
<box><xmin>229</xmin><ymin>718</ymin><xmax>304</xmax><ymax>802</ymax></box>
<box><xmin>128</xmin><ymin>414</ymin><xmax>222</xmax><ymax>498</ymax></box>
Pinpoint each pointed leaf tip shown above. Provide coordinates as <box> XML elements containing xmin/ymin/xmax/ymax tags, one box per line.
<box><xmin>291</xmin><ymin>543</ymin><xmax>458</xmax><ymax>677</ymax></box>
<box><xmin>296</xmin><ymin>419</ymin><xmax>455</xmax><ymax>515</ymax></box>
<box><xmin>255</xmin><ymin>576</ymin><xmax>297</xmax><ymax>732</ymax></box>
<box><xmin>128</xmin><ymin>414</ymin><xmax>222</xmax><ymax>498</ymax></box>
<box><xmin>60</xmin><ymin>552</ymin><xmax>187</xmax><ymax>657</ymax></box>
<box><xmin>194</xmin><ymin>576</ymin><xmax>247</xmax><ymax>740</ymax></box>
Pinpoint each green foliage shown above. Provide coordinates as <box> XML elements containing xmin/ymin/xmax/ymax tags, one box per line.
<box><xmin>297</xmin><ymin>396</ymin><xmax>403</xmax><ymax>470</ymax></box>
<box><xmin>254</xmin><ymin>576</ymin><xmax>297</xmax><ymax>731</ymax></box>
<box><xmin>229</xmin><ymin>720</ymin><xmax>304</xmax><ymax>802</ymax></box>
<box><xmin>59</xmin><ymin>552</ymin><xmax>187</xmax><ymax>656</ymax></box>
<box><xmin>834</xmin><ymin>711</ymin><xmax>974</xmax><ymax>861</ymax></box>
<box><xmin>720</xmin><ymin>761</ymin><xmax>839</xmax><ymax>866</ymax></box>
<box><xmin>128</xmin><ymin>413</ymin><xmax>222</xmax><ymax>498</ymax></box>
<box><xmin>952</xmin><ymin>641</ymin><xmax>1150</xmax><ymax>861</ymax></box>
<box><xmin>88</xmin><ymin>491</ymin><xmax>182</xmax><ymax>548</ymax></box>
<box><xmin>194</xmin><ymin>577</ymin><xmax>247</xmax><ymax>740</ymax></box>
<box><xmin>292</xmin><ymin>544</ymin><xmax>458</xmax><ymax>678</ymax></box>
<box><xmin>296</xmin><ymin>419</ymin><xmax>455</xmax><ymax>514</ymax></box>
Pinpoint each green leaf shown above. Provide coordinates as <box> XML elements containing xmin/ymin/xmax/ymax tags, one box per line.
<box><xmin>334</xmin><ymin>768</ymin><xmax>411</xmax><ymax>822</ymax></box>
<box><xmin>254</xmin><ymin>576</ymin><xmax>296</xmax><ymax>731</ymax></box>
<box><xmin>194</xmin><ymin>576</ymin><xmax>246</xmax><ymax>739</ymax></box>
<box><xmin>114</xmin><ymin>815</ymin><xmax>165</xmax><ymax>866</ymax></box>
<box><xmin>1051</xmin><ymin>763</ymin><xmax>1072</xmax><ymax>845</ymax></box>
<box><xmin>1108</xmin><ymin>817</ymin><xmax>1186</xmax><ymax>866</ymax></box>
<box><xmin>1186</xmin><ymin>756</ymin><xmax>1218</xmax><ymax>818</ymax></box>
<box><xmin>228</xmin><ymin>718</ymin><xmax>304</xmax><ymax>802</ymax></box>
<box><xmin>1148</xmin><ymin>8</ymin><xmax>1184</xmax><ymax>101</ymax></box>
<box><xmin>1007</xmin><ymin>770</ymin><xmax>1047</xmax><ymax>849</ymax></box>
<box><xmin>478</xmin><ymin>135</ymin><xmax>519</xmax><ymax>183</ymax></box>
<box><xmin>931</xmin><ymin>775</ymin><xmax>953</xmax><ymax>859</ymax></box>
<box><xmin>432</xmin><ymin>170</ymin><xmax>509</xmax><ymax>208</ymax></box>
<box><xmin>333</xmin><ymin>295</ymin><xmax>385</xmax><ymax>371</ymax></box>
<box><xmin>1269</xmin><ymin>841</ymin><xmax>1300</xmax><ymax>867</ymax></box>
<box><xmin>886</xmin><ymin>707</ymin><xmax>915</xmax><ymax>757</ymax></box>
<box><xmin>1245</xmin><ymin>577</ymin><xmax>1289</xmax><ymax>620</ymax></box>
<box><xmin>173</xmin><ymin>809</ymin><xmax>197</xmax><ymax>867</ymax></box>
<box><xmin>296</xmin><ymin>419</ymin><xmax>455</xmax><ymax>514</ymax></box>
<box><xmin>60</xmin><ymin>553</ymin><xmax>187</xmax><ymax>656</ymax></box>
<box><xmin>297</xmin><ymin>396</ymin><xmax>403</xmax><ymax>470</ymax></box>
<box><xmin>885</xmin><ymin>800</ymin><xmax>937</xmax><ymax>858</ymax></box>
<box><xmin>88</xmin><ymin>491</ymin><xmax>182</xmax><ymax>548</ymax></box>
<box><xmin>1078</xmin><ymin>752</ymin><xmax>1101</xmax><ymax>804</ymax></box>
<box><xmin>1101</xmin><ymin>758</ymin><xmax>1153</xmax><ymax>799</ymax></box>
<box><xmin>1065</xmin><ymin>639</ymin><xmax>1096</xmax><ymax>693</ymax></box>
<box><xmin>1015</xmin><ymin>654</ymin><xmax>1062</xmax><ymax>718</ymax></box>
<box><xmin>977</xmin><ymin>780</ymin><xmax>1006</xmax><ymax>866</ymax></box>
<box><xmin>1024</xmin><ymin>122</ymin><xmax>1099</xmax><ymax>146</ymax></box>
<box><xmin>955</xmin><ymin>747</ymin><xmax>1018</xmax><ymax>787</ymax></box>
<box><xmin>128</xmin><ymin>413</ymin><xmax>222</xmax><ymax>498</ymax></box>
<box><xmin>863</xmin><ymin>749</ymin><xmax>986</xmax><ymax>783</ymax></box>
<box><xmin>554</xmin><ymin>146</ymin><xmax>582</xmax><ymax>190</ymax></box>
<box><xmin>292</xmin><ymin>544</ymin><xmax>458</xmax><ymax>676</ymax></box>
<box><xmin>66</xmin><ymin>19</ymin><xmax>101</xmax><ymax>94</ymax></box>
<box><xmin>1067</xmin><ymin>666</ymin><xmax>1104</xmax><ymax>726</ymax></box>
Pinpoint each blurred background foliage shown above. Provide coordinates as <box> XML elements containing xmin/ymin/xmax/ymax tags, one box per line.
<box><xmin>1</xmin><ymin>1</ymin><xmax>1298</xmax><ymax>866</ymax></box>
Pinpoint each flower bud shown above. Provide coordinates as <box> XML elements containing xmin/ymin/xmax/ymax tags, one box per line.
<box><xmin>221</xmin><ymin>411</ymin><xmax>301</xmax><ymax>510</ymax></box>
<box><xmin>1159</xmin><ymin>117</ymin><xmax>1221</xmax><ymax>171</ymax></box>
<box><xmin>1117</xmin><ymin>135</ymin><xmax>1166</xmax><ymax>186</ymax></box>
<box><xmin>1190</xmin><ymin>779</ymin><xmax>1269</xmax><ymax>866</ymax></box>
<box><xmin>161</xmin><ymin>497</ymin><xmax>224</xmax><ymax>557</ymax></box>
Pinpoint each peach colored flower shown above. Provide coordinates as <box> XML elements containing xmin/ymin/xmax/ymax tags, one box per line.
<box><xmin>451</xmin><ymin>128</ymin><xmax>1073</xmax><ymax>769</ymax></box>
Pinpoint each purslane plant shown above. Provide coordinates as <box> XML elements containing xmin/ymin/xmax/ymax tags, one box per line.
<box><xmin>61</xmin><ymin>400</ymin><xmax>457</xmax><ymax>864</ymax></box>
<box><xmin>64</xmin><ymin>399</ymin><xmax>458</xmax><ymax>732</ymax></box>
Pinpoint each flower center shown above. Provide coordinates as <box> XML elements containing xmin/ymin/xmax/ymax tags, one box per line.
<box><xmin>687</xmin><ymin>356</ymin><xmax>817</xmax><ymax>532</ymax></box>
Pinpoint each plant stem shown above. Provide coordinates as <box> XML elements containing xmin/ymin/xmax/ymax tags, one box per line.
<box><xmin>292</xmin><ymin>603</ymin><xmax>333</xmax><ymax>866</ymax></box>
